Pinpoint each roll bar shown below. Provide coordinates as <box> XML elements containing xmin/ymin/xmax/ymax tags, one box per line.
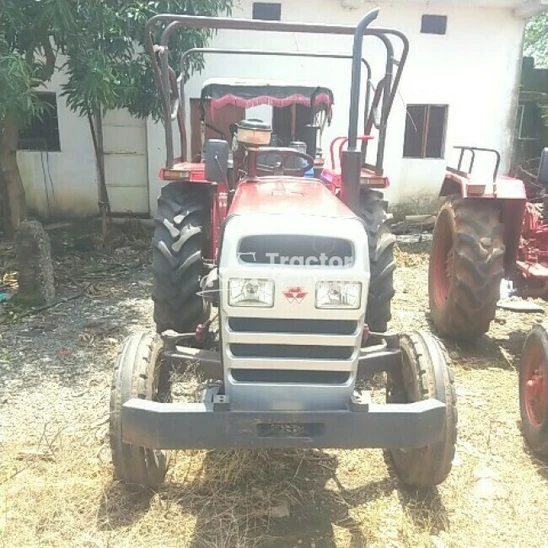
<box><xmin>145</xmin><ymin>10</ymin><xmax>409</xmax><ymax>209</ymax></box>
<box><xmin>146</xmin><ymin>13</ymin><xmax>408</xmax><ymax>160</ymax></box>
<box><xmin>449</xmin><ymin>146</ymin><xmax>502</xmax><ymax>183</ymax></box>
<box><xmin>178</xmin><ymin>48</ymin><xmax>374</xmax><ymax>160</ymax></box>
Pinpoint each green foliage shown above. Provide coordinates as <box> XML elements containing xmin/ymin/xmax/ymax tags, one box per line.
<box><xmin>0</xmin><ymin>0</ymin><xmax>74</xmax><ymax>128</ymax></box>
<box><xmin>524</xmin><ymin>12</ymin><xmax>548</xmax><ymax>68</ymax></box>
<box><xmin>62</xmin><ymin>0</ymin><xmax>233</xmax><ymax>120</ymax></box>
<box><xmin>0</xmin><ymin>47</ymin><xmax>44</xmax><ymax>127</ymax></box>
<box><xmin>0</xmin><ymin>0</ymin><xmax>233</xmax><ymax>127</ymax></box>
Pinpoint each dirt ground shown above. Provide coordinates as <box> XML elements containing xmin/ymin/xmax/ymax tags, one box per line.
<box><xmin>1</xmin><ymin>224</ymin><xmax>548</xmax><ymax>548</ymax></box>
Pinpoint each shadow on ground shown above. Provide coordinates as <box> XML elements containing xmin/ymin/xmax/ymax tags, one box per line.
<box><xmin>395</xmin><ymin>239</ymin><xmax>432</xmax><ymax>258</ymax></box>
<box><xmin>97</xmin><ymin>480</ymin><xmax>157</xmax><ymax>530</ymax></box>
<box><xmin>97</xmin><ymin>448</ymin><xmax>451</xmax><ymax>547</ymax></box>
<box><xmin>433</xmin><ymin>330</ymin><xmax>521</xmax><ymax>372</ymax></box>
<box><xmin>383</xmin><ymin>452</ymin><xmax>449</xmax><ymax>536</ymax></box>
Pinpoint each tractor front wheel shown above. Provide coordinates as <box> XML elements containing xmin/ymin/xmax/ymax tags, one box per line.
<box><xmin>387</xmin><ymin>331</ymin><xmax>457</xmax><ymax>488</ymax></box>
<box><xmin>519</xmin><ymin>323</ymin><xmax>548</xmax><ymax>457</ymax></box>
<box><xmin>428</xmin><ymin>196</ymin><xmax>505</xmax><ymax>340</ymax></box>
<box><xmin>109</xmin><ymin>331</ymin><xmax>171</xmax><ymax>489</ymax></box>
<box><xmin>360</xmin><ymin>190</ymin><xmax>396</xmax><ymax>333</ymax></box>
<box><xmin>152</xmin><ymin>183</ymin><xmax>210</xmax><ymax>334</ymax></box>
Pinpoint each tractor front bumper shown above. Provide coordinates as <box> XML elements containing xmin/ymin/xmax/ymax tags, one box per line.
<box><xmin>121</xmin><ymin>387</ymin><xmax>446</xmax><ymax>450</ymax></box>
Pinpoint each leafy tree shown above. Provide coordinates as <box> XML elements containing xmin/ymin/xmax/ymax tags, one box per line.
<box><xmin>524</xmin><ymin>11</ymin><xmax>548</xmax><ymax>68</ymax></box>
<box><xmin>0</xmin><ymin>0</ymin><xmax>232</xmax><ymax>236</ymax></box>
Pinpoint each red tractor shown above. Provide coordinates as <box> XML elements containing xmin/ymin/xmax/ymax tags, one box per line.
<box><xmin>428</xmin><ymin>144</ymin><xmax>548</xmax><ymax>457</ymax></box>
<box><xmin>109</xmin><ymin>9</ymin><xmax>458</xmax><ymax>491</ymax></box>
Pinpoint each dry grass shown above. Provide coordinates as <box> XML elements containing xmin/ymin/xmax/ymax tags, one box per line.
<box><xmin>2</xmin><ymin>237</ymin><xmax>548</xmax><ymax>547</ymax></box>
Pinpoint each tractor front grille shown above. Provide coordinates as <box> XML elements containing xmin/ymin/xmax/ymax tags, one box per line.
<box><xmin>237</xmin><ymin>235</ymin><xmax>354</xmax><ymax>266</ymax></box>
<box><xmin>230</xmin><ymin>369</ymin><xmax>351</xmax><ymax>384</ymax></box>
<box><xmin>224</xmin><ymin>316</ymin><xmax>358</xmax><ymax>387</ymax></box>
<box><xmin>228</xmin><ymin>317</ymin><xmax>358</xmax><ymax>335</ymax></box>
<box><xmin>229</xmin><ymin>343</ymin><xmax>354</xmax><ymax>360</ymax></box>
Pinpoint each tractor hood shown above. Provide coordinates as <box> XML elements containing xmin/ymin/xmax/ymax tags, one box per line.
<box><xmin>228</xmin><ymin>178</ymin><xmax>356</xmax><ymax>219</ymax></box>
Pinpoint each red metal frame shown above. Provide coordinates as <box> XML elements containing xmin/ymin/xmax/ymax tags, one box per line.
<box><xmin>522</xmin><ymin>338</ymin><xmax>548</xmax><ymax>428</ymax></box>
<box><xmin>516</xmin><ymin>202</ymin><xmax>548</xmax><ymax>297</ymax></box>
<box><xmin>329</xmin><ymin>136</ymin><xmax>375</xmax><ymax>171</ymax></box>
<box><xmin>210</xmin><ymin>183</ymin><xmax>229</xmax><ymax>261</ymax></box>
<box><xmin>320</xmin><ymin>135</ymin><xmax>390</xmax><ymax>192</ymax></box>
<box><xmin>159</xmin><ymin>163</ymin><xmax>205</xmax><ymax>183</ymax></box>
<box><xmin>436</xmin><ymin>150</ymin><xmax>547</xmax><ymax>292</ymax></box>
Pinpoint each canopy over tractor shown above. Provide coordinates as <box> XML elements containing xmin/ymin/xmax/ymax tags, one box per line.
<box><xmin>195</xmin><ymin>77</ymin><xmax>335</xmax><ymax>171</ymax></box>
<box><xmin>200</xmin><ymin>77</ymin><xmax>334</xmax><ymax>114</ymax></box>
<box><xmin>108</xmin><ymin>9</ymin><xmax>458</xmax><ymax>493</ymax></box>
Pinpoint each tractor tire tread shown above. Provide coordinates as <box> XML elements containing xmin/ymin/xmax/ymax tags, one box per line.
<box><xmin>152</xmin><ymin>183</ymin><xmax>209</xmax><ymax>334</ymax></box>
<box><xmin>429</xmin><ymin>196</ymin><xmax>505</xmax><ymax>340</ymax></box>
<box><xmin>109</xmin><ymin>331</ymin><xmax>168</xmax><ymax>489</ymax></box>
<box><xmin>519</xmin><ymin>323</ymin><xmax>548</xmax><ymax>457</ymax></box>
<box><xmin>389</xmin><ymin>331</ymin><xmax>458</xmax><ymax>488</ymax></box>
<box><xmin>360</xmin><ymin>190</ymin><xmax>396</xmax><ymax>333</ymax></box>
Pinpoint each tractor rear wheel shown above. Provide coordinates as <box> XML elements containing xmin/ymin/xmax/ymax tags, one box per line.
<box><xmin>387</xmin><ymin>331</ymin><xmax>457</xmax><ymax>488</ymax></box>
<box><xmin>360</xmin><ymin>190</ymin><xmax>396</xmax><ymax>333</ymax></box>
<box><xmin>153</xmin><ymin>183</ymin><xmax>210</xmax><ymax>334</ymax></box>
<box><xmin>109</xmin><ymin>331</ymin><xmax>172</xmax><ymax>489</ymax></box>
<box><xmin>428</xmin><ymin>196</ymin><xmax>505</xmax><ymax>340</ymax></box>
<box><xmin>519</xmin><ymin>323</ymin><xmax>548</xmax><ymax>458</ymax></box>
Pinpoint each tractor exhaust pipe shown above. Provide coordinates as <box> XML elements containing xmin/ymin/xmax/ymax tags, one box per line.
<box><xmin>341</xmin><ymin>8</ymin><xmax>380</xmax><ymax>213</ymax></box>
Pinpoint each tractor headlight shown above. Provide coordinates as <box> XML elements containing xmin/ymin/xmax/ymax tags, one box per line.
<box><xmin>315</xmin><ymin>281</ymin><xmax>362</xmax><ymax>309</ymax></box>
<box><xmin>228</xmin><ymin>278</ymin><xmax>274</xmax><ymax>307</ymax></box>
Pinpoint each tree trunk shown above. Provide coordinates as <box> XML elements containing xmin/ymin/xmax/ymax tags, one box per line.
<box><xmin>0</xmin><ymin>118</ymin><xmax>26</xmax><ymax>236</ymax></box>
<box><xmin>88</xmin><ymin>112</ymin><xmax>111</xmax><ymax>240</ymax></box>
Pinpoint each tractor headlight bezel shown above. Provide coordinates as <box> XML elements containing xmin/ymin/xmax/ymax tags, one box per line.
<box><xmin>315</xmin><ymin>281</ymin><xmax>362</xmax><ymax>309</ymax></box>
<box><xmin>228</xmin><ymin>278</ymin><xmax>275</xmax><ymax>308</ymax></box>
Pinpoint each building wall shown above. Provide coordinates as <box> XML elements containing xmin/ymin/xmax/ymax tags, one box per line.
<box><xmin>19</xmin><ymin>0</ymin><xmax>527</xmax><ymax>219</ymax></box>
<box><xmin>17</xmin><ymin>58</ymin><xmax>151</xmax><ymax>220</ymax></box>
<box><xmin>17</xmin><ymin>65</ymin><xmax>100</xmax><ymax>219</ymax></box>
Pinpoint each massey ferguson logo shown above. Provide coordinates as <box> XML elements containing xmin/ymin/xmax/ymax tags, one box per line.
<box><xmin>283</xmin><ymin>287</ymin><xmax>308</xmax><ymax>304</ymax></box>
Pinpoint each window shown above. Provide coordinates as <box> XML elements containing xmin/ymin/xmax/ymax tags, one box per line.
<box><xmin>421</xmin><ymin>15</ymin><xmax>447</xmax><ymax>35</ymax></box>
<box><xmin>517</xmin><ymin>103</ymin><xmax>538</xmax><ymax>140</ymax></box>
<box><xmin>18</xmin><ymin>92</ymin><xmax>61</xmax><ymax>152</ymax></box>
<box><xmin>252</xmin><ymin>2</ymin><xmax>281</xmax><ymax>21</ymax></box>
<box><xmin>403</xmin><ymin>104</ymin><xmax>448</xmax><ymax>159</ymax></box>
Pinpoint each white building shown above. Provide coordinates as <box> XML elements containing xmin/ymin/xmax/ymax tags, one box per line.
<box><xmin>17</xmin><ymin>0</ymin><xmax>548</xmax><ymax>220</ymax></box>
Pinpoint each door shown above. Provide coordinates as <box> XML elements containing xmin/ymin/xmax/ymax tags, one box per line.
<box><xmin>102</xmin><ymin>109</ymin><xmax>149</xmax><ymax>215</ymax></box>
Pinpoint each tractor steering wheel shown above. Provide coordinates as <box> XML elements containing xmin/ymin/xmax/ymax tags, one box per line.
<box><xmin>256</xmin><ymin>147</ymin><xmax>315</xmax><ymax>177</ymax></box>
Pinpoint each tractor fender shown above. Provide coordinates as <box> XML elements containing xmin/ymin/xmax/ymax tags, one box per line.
<box><xmin>439</xmin><ymin>172</ymin><xmax>527</xmax><ymax>278</ymax></box>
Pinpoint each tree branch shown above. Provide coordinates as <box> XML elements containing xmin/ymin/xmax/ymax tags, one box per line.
<box><xmin>38</xmin><ymin>37</ymin><xmax>57</xmax><ymax>82</ymax></box>
<box><xmin>25</xmin><ymin>47</ymin><xmax>34</xmax><ymax>66</ymax></box>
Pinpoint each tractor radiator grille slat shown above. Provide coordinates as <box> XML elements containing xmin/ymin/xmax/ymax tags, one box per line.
<box><xmin>229</xmin><ymin>344</ymin><xmax>354</xmax><ymax>360</ymax></box>
<box><xmin>228</xmin><ymin>317</ymin><xmax>358</xmax><ymax>335</ymax></box>
<box><xmin>238</xmin><ymin>235</ymin><xmax>354</xmax><ymax>266</ymax></box>
<box><xmin>230</xmin><ymin>369</ymin><xmax>351</xmax><ymax>384</ymax></box>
